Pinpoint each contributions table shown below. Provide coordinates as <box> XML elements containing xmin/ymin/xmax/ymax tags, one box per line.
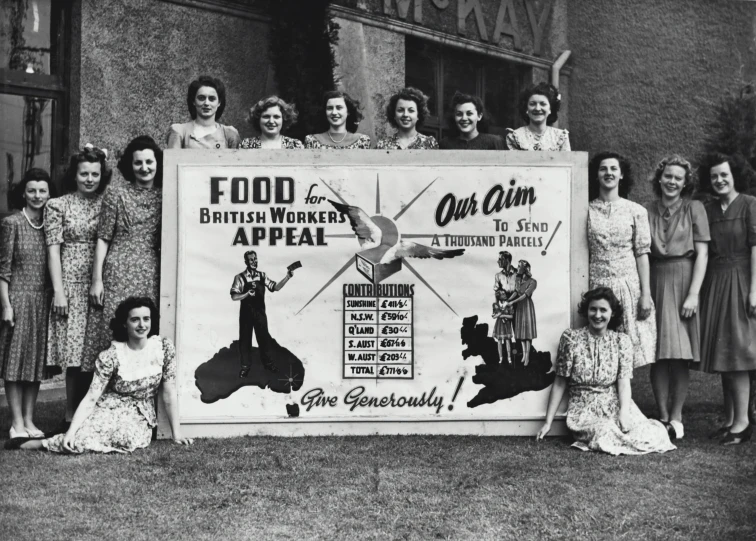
<box><xmin>343</xmin><ymin>289</ymin><xmax>414</xmax><ymax>379</ymax></box>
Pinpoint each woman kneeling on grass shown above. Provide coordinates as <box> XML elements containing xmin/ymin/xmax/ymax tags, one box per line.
<box><xmin>6</xmin><ymin>297</ymin><xmax>192</xmax><ymax>451</ymax></box>
<box><xmin>536</xmin><ymin>287</ymin><xmax>675</xmax><ymax>455</ymax></box>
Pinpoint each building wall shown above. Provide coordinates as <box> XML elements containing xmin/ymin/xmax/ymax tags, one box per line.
<box><xmin>76</xmin><ymin>0</ymin><xmax>274</xmax><ymax>158</ymax></box>
<box><xmin>567</xmin><ymin>0</ymin><xmax>756</xmax><ymax>204</ymax></box>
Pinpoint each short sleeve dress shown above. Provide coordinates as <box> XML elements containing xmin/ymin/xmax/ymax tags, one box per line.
<box><xmin>644</xmin><ymin>199</ymin><xmax>710</xmax><ymax>362</ymax></box>
<box><xmin>555</xmin><ymin>327</ymin><xmax>675</xmax><ymax>455</ymax></box>
<box><xmin>166</xmin><ymin>122</ymin><xmax>241</xmax><ymax>149</ymax></box>
<box><xmin>588</xmin><ymin>198</ymin><xmax>657</xmax><ymax>368</ymax></box>
<box><xmin>238</xmin><ymin>136</ymin><xmax>304</xmax><ymax>149</ymax></box>
<box><xmin>376</xmin><ymin>134</ymin><xmax>439</xmax><ymax>150</ymax></box>
<box><xmin>304</xmin><ymin>133</ymin><xmax>371</xmax><ymax>149</ymax></box>
<box><xmin>505</xmin><ymin>126</ymin><xmax>570</xmax><ymax>151</ymax></box>
<box><xmin>0</xmin><ymin>212</ymin><xmax>50</xmax><ymax>382</ymax></box>
<box><xmin>43</xmin><ymin>336</ymin><xmax>176</xmax><ymax>454</ymax></box>
<box><xmin>45</xmin><ymin>193</ymin><xmax>104</xmax><ymax>372</ymax></box>
<box><xmin>699</xmin><ymin>194</ymin><xmax>756</xmax><ymax>372</ymax></box>
<box><xmin>82</xmin><ymin>183</ymin><xmax>162</xmax><ymax>370</ymax></box>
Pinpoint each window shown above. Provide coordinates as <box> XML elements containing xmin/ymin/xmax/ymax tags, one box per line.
<box><xmin>406</xmin><ymin>37</ymin><xmax>531</xmax><ymax>141</ymax></box>
<box><xmin>0</xmin><ymin>0</ymin><xmax>70</xmax><ymax>213</ymax></box>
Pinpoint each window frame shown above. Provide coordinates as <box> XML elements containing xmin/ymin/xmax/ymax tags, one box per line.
<box><xmin>0</xmin><ymin>0</ymin><xmax>71</xmax><ymax>186</ymax></box>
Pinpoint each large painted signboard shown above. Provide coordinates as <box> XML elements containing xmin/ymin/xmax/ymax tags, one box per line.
<box><xmin>158</xmin><ymin>151</ymin><xmax>588</xmax><ymax>437</ymax></box>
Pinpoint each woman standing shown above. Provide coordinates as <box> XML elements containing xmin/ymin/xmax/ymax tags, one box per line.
<box><xmin>8</xmin><ymin>297</ymin><xmax>192</xmax><ymax>452</ymax></box>
<box><xmin>536</xmin><ymin>287</ymin><xmax>675</xmax><ymax>455</ymax></box>
<box><xmin>167</xmin><ymin>75</ymin><xmax>240</xmax><ymax>149</ymax></box>
<box><xmin>503</xmin><ymin>259</ymin><xmax>537</xmax><ymax>366</ymax></box>
<box><xmin>305</xmin><ymin>91</ymin><xmax>371</xmax><ymax>149</ymax></box>
<box><xmin>506</xmin><ymin>82</ymin><xmax>570</xmax><ymax>151</ymax></box>
<box><xmin>239</xmin><ymin>96</ymin><xmax>304</xmax><ymax>149</ymax></box>
<box><xmin>698</xmin><ymin>153</ymin><xmax>756</xmax><ymax>444</ymax></box>
<box><xmin>376</xmin><ymin>87</ymin><xmax>439</xmax><ymax>150</ymax></box>
<box><xmin>645</xmin><ymin>156</ymin><xmax>709</xmax><ymax>439</ymax></box>
<box><xmin>588</xmin><ymin>152</ymin><xmax>656</xmax><ymax>368</ymax></box>
<box><xmin>439</xmin><ymin>92</ymin><xmax>504</xmax><ymax>150</ymax></box>
<box><xmin>46</xmin><ymin>146</ymin><xmax>111</xmax><ymax>430</ymax></box>
<box><xmin>86</xmin><ymin>136</ymin><xmax>163</xmax><ymax>368</ymax></box>
<box><xmin>0</xmin><ymin>169</ymin><xmax>53</xmax><ymax>439</ymax></box>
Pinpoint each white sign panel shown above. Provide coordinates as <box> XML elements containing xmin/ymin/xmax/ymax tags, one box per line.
<box><xmin>159</xmin><ymin>151</ymin><xmax>588</xmax><ymax>437</ymax></box>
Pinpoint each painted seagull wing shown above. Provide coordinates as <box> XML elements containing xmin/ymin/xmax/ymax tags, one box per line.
<box><xmin>381</xmin><ymin>240</ymin><xmax>465</xmax><ymax>263</ymax></box>
<box><xmin>328</xmin><ymin>200</ymin><xmax>382</xmax><ymax>249</ymax></box>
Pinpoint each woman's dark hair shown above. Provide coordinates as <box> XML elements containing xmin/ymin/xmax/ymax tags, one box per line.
<box><xmin>588</xmin><ymin>151</ymin><xmax>634</xmax><ymax>200</ymax></box>
<box><xmin>61</xmin><ymin>146</ymin><xmax>111</xmax><ymax>195</ymax></box>
<box><xmin>447</xmin><ymin>92</ymin><xmax>489</xmax><ymax>135</ymax></box>
<box><xmin>11</xmin><ymin>168</ymin><xmax>54</xmax><ymax>210</ymax></box>
<box><xmin>117</xmin><ymin>135</ymin><xmax>163</xmax><ymax>188</ymax></box>
<box><xmin>247</xmin><ymin>95</ymin><xmax>298</xmax><ymax>133</ymax></box>
<box><xmin>577</xmin><ymin>287</ymin><xmax>624</xmax><ymax>331</ymax></box>
<box><xmin>649</xmin><ymin>154</ymin><xmax>695</xmax><ymax>198</ymax></box>
<box><xmin>322</xmin><ymin>90</ymin><xmax>363</xmax><ymax>133</ymax></box>
<box><xmin>110</xmin><ymin>296</ymin><xmax>159</xmax><ymax>342</ymax></box>
<box><xmin>518</xmin><ymin>82</ymin><xmax>561</xmax><ymax>125</ymax></box>
<box><xmin>386</xmin><ymin>87</ymin><xmax>431</xmax><ymax>129</ymax></box>
<box><xmin>698</xmin><ymin>152</ymin><xmax>753</xmax><ymax>195</ymax></box>
<box><xmin>187</xmin><ymin>75</ymin><xmax>227</xmax><ymax>120</ymax></box>
<box><xmin>518</xmin><ymin>259</ymin><xmax>532</xmax><ymax>276</ymax></box>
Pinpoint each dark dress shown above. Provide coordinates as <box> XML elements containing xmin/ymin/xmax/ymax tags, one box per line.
<box><xmin>699</xmin><ymin>194</ymin><xmax>756</xmax><ymax>372</ymax></box>
<box><xmin>0</xmin><ymin>212</ymin><xmax>50</xmax><ymax>381</ymax></box>
<box><xmin>439</xmin><ymin>133</ymin><xmax>505</xmax><ymax>150</ymax></box>
<box><xmin>645</xmin><ymin>199</ymin><xmax>710</xmax><ymax>362</ymax></box>
<box><xmin>513</xmin><ymin>275</ymin><xmax>537</xmax><ymax>340</ymax></box>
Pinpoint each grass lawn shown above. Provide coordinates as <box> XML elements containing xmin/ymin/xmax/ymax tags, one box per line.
<box><xmin>2</xmin><ymin>367</ymin><xmax>755</xmax><ymax>541</ymax></box>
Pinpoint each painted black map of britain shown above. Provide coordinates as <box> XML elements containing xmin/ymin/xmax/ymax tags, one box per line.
<box><xmin>461</xmin><ymin>316</ymin><xmax>554</xmax><ymax>408</ymax></box>
<box><xmin>194</xmin><ymin>340</ymin><xmax>305</xmax><ymax>403</ymax></box>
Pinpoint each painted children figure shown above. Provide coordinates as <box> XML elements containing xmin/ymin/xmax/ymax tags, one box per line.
<box><xmin>492</xmin><ymin>298</ymin><xmax>514</xmax><ymax>363</ymax></box>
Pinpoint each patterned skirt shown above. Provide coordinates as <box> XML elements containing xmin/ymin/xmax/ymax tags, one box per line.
<box><xmin>47</xmin><ymin>282</ymin><xmax>94</xmax><ymax>372</ymax></box>
<box><xmin>43</xmin><ymin>393</ymin><xmax>152</xmax><ymax>454</ymax></box>
<box><xmin>0</xmin><ymin>288</ymin><xmax>50</xmax><ymax>382</ymax></box>
<box><xmin>699</xmin><ymin>259</ymin><xmax>756</xmax><ymax>372</ymax></box>
<box><xmin>567</xmin><ymin>384</ymin><xmax>676</xmax><ymax>455</ymax></box>
<box><xmin>650</xmin><ymin>257</ymin><xmax>700</xmax><ymax>362</ymax></box>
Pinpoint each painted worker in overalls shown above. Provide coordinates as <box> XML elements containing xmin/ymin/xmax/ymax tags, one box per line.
<box><xmin>230</xmin><ymin>250</ymin><xmax>293</xmax><ymax>378</ymax></box>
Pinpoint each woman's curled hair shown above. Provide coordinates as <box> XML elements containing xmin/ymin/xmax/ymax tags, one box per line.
<box><xmin>650</xmin><ymin>154</ymin><xmax>695</xmax><ymax>197</ymax></box>
<box><xmin>698</xmin><ymin>152</ymin><xmax>754</xmax><ymax>195</ymax></box>
<box><xmin>322</xmin><ymin>90</ymin><xmax>363</xmax><ymax>133</ymax></box>
<box><xmin>110</xmin><ymin>297</ymin><xmax>159</xmax><ymax>342</ymax></box>
<box><xmin>187</xmin><ymin>75</ymin><xmax>227</xmax><ymax>120</ymax></box>
<box><xmin>247</xmin><ymin>95</ymin><xmax>298</xmax><ymax>133</ymax></box>
<box><xmin>518</xmin><ymin>82</ymin><xmax>561</xmax><ymax>125</ymax></box>
<box><xmin>117</xmin><ymin>135</ymin><xmax>163</xmax><ymax>188</ymax></box>
<box><xmin>10</xmin><ymin>168</ymin><xmax>54</xmax><ymax>210</ymax></box>
<box><xmin>588</xmin><ymin>151</ymin><xmax>634</xmax><ymax>200</ymax></box>
<box><xmin>61</xmin><ymin>146</ymin><xmax>112</xmax><ymax>195</ymax></box>
<box><xmin>577</xmin><ymin>287</ymin><xmax>624</xmax><ymax>331</ymax></box>
<box><xmin>385</xmin><ymin>87</ymin><xmax>431</xmax><ymax>129</ymax></box>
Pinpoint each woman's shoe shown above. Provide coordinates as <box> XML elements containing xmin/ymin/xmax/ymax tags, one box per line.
<box><xmin>721</xmin><ymin>425</ymin><xmax>752</xmax><ymax>446</ymax></box>
<box><xmin>668</xmin><ymin>420</ymin><xmax>684</xmax><ymax>440</ymax></box>
<box><xmin>9</xmin><ymin>426</ymin><xmax>29</xmax><ymax>439</ymax></box>
<box><xmin>26</xmin><ymin>428</ymin><xmax>45</xmax><ymax>439</ymax></box>
<box><xmin>4</xmin><ymin>436</ymin><xmax>32</xmax><ymax>450</ymax></box>
<box><xmin>708</xmin><ymin>425</ymin><xmax>731</xmax><ymax>440</ymax></box>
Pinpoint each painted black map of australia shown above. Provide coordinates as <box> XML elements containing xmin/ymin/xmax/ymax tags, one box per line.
<box><xmin>461</xmin><ymin>315</ymin><xmax>555</xmax><ymax>408</ymax></box>
<box><xmin>194</xmin><ymin>340</ymin><xmax>305</xmax><ymax>403</ymax></box>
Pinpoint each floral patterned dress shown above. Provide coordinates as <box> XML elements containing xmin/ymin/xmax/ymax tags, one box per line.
<box><xmin>238</xmin><ymin>136</ymin><xmax>304</xmax><ymax>149</ymax></box>
<box><xmin>45</xmin><ymin>193</ymin><xmax>103</xmax><ymax>372</ymax></box>
<box><xmin>304</xmin><ymin>133</ymin><xmax>371</xmax><ymax>149</ymax></box>
<box><xmin>556</xmin><ymin>327</ymin><xmax>675</xmax><ymax>455</ymax></box>
<box><xmin>0</xmin><ymin>212</ymin><xmax>50</xmax><ymax>382</ymax></box>
<box><xmin>44</xmin><ymin>336</ymin><xmax>176</xmax><ymax>454</ymax></box>
<box><xmin>376</xmin><ymin>133</ymin><xmax>439</xmax><ymax>150</ymax></box>
<box><xmin>588</xmin><ymin>198</ymin><xmax>657</xmax><ymax>367</ymax></box>
<box><xmin>505</xmin><ymin>126</ymin><xmax>570</xmax><ymax>151</ymax></box>
<box><xmin>83</xmin><ymin>183</ymin><xmax>162</xmax><ymax>370</ymax></box>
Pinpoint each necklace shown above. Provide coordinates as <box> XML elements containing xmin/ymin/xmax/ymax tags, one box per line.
<box><xmin>327</xmin><ymin>131</ymin><xmax>347</xmax><ymax>144</ymax></box>
<box><xmin>22</xmin><ymin>208</ymin><xmax>44</xmax><ymax>230</ymax></box>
